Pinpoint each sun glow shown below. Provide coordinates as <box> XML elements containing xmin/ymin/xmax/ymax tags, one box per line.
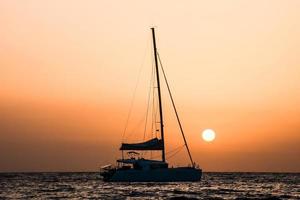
<box><xmin>202</xmin><ymin>129</ymin><xmax>216</xmax><ymax>142</ymax></box>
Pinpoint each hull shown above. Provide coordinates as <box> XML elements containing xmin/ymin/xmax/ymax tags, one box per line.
<box><xmin>103</xmin><ymin>167</ymin><xmax>202</xmax><ymax>182</ymax></box>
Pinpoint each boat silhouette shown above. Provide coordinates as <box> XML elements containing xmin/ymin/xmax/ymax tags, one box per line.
<box><xmin>100</xmin><ymin>28</ymin><xmax>202</xmax><ymax>182</ymax></box>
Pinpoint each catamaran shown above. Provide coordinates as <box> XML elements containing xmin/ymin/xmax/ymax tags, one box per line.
<box><xmin>100</xmin><ymin>28</ymin><xmax>202</xmax><ymax>182</ymax></box>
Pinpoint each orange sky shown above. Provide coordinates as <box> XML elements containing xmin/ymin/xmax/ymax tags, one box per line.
<box><xmin>0</xmin><ymin>0</ymin><xmax>300</xmax><ymax>172</ymax></box>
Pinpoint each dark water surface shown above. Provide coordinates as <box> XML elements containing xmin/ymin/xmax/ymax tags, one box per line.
<box><xmin>0</xmin><ymin>172</ymin><xmax>299</xmax><ymax>199</ymax></box>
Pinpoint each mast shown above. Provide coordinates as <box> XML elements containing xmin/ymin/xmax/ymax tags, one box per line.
<box><xmin>151</xmin><ymin>27</ymin><xmax>165</xmax><ymax>162</ymax></box>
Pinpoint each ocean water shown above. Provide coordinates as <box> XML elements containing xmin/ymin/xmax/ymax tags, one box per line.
<box><xmin>0</xmin><ymin>172</ymin><xmax>299</xmax><ymax>199</ymax></box>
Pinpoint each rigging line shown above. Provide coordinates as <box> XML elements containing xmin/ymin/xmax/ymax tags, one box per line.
<box><xmin>121</xmin><ymin>68</ymin><xmax>142</xmax><ymax>142</ymax></box>
<box><xmin>148</xmin><ymin>144</ymin><xmax>185</xmax><ymax>160</ymax></box>
<box><xmin>125</xmin><ymin>78</ymin><xmax>154</xmax><ymax>142</ymax></box>
<box><xmin>151</xmin><ymin>87</ymin><xmax>154</xmax><ymax>138</ymax></box>
<box><xmin>167</xmin><ymin>149</ymin><xmax>183</xmax><ymax>160</ymax></box>
<box><xmin>166</xmin><ymin>144</ymin><xmax>185</xmax><ymax>155</ymax></box>
<box><xmin>121</xmin><ymin>35</ymin><xmax>150</xmax><ymax>142</ymax></box>
<box><xmin>124</xmin><ymin>110</ymin><xmax>147</xmax><ymax>141</ymax></box>
<box><xmin>167</xmin><ymin>145</ymin><xmax>185</xmax><ymax>160</ymax></box>
<box><xmin>154</xmin><ymin>105</ymin><xmax>159</xmax><ymax>137</ymax></box>
<box><xmin>149</xmin><ymin>45</ymin><xmax>156</xmax><ymax>159</ymax></box>
<box><xmin>151</xmin><ymin>56</ymin><xmax>155</xmax><ymax>139</ymax></box>
<box><xmin>157</xmin><ymin>52</ymin><xmax>195</xmax><ymax>167</ymax></box>
<box><xmin>150</xmin><ymin>57</ymin><xmax>155</xmax><ymax>161</ymax></box>
<box><xmin>152</xmin><ymin>70</ymin><xmax>159</xmax><ymax>138</ymax></box>
<box><xmin>150</xmin><ymin>46</ymin><xmax>159</xmax><ymax>139</ymax></box>
<box><xmin>143</xmin><ymin>56</ymin><xmax>154</xmax><ymax>140</ymax></box>
<box><xmin>154</xmin><ymin>96</ymin><xmax>159</xmax><ymax>138</ymax></box>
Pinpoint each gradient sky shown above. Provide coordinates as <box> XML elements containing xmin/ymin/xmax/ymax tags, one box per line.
<box><xmin>1</xmin><ymin>0</ymin><xmax>300</xmax><ymax>172</ymax></box>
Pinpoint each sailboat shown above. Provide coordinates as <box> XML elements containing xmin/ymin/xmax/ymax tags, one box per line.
<box><xmin>100</xmin><ymin>28</ymin><xmax>202</xmax><ymax>182</ymax></box>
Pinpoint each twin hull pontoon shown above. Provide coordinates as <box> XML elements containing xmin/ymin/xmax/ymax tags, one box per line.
<box><xmin>101</xmin><ymin>159</ymin><xmax>201</xmax><ymax>182</ymax></box>
<box><xmin>100</xmin><ymin>28</ymin><xmax>202</xmax><ymax>182</ymax></box>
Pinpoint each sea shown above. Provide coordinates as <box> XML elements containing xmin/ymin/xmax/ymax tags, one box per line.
<box><xmin>0</xmin><ymin>172</ymin><xmax>299</xmax><ymax>199</ymax></box>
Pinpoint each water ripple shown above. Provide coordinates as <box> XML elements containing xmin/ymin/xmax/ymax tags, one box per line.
<box><xmin>0</xmin><ymin>172</ymin><xmax>299</xmax><ymax>199</ymax></box>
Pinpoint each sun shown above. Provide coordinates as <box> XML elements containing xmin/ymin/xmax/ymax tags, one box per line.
<box><xmin>202</xmin><ymin>129</ymin><xmax>216</xmax><ymax>142</ymax></box>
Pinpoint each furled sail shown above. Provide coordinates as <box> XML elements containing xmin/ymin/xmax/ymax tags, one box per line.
<box><xmin>120</xmin><ymin>138</ymin><xmax>163</xmax><ymax>150</ymax></box>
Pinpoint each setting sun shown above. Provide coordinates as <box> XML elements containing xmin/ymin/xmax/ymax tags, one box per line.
<box><xmin>202</xmin><ymin>129</ymin><xmax>216</xmax><ymax>142</ymax></box>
